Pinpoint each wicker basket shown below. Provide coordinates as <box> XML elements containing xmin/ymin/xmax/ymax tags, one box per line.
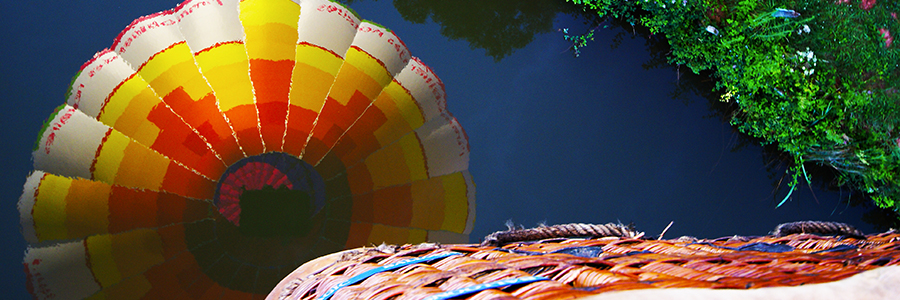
<box><xmin>271</xmin><ymin>224</ymin><xmax>900</xmax><ymax>300</ymax></box>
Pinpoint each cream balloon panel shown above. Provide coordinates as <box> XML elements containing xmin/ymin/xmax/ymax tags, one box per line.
<box><xmin>21</xmin><ymin>0</ymin><xmax>475</xmax><ymax>298</ymax></box>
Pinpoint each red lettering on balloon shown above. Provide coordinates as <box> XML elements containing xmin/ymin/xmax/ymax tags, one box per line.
<box><xmin>316</xmin><ymin>4</ymin><xmax>358</xmax><ymax>28</ymax></box>
<box><xmin>44</xmin><ymin>108</ymin><xmax>74</xmax><ymax>155</ymax></box>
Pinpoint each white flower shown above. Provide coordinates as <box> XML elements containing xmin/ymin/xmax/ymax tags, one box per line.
<box><xmin>705</xmin><ymin>25</ymin><xmax>719</xmax><ymax>35</ymax></box>
<box><xmin>803</xmin><ymin>25</ymin><xmax>811</xmax><ymax>33</ymax></box>
<box><xmin>807</xmin><ymin>51</ymin><xmax>813</xmax><ymax>60</ymax></box>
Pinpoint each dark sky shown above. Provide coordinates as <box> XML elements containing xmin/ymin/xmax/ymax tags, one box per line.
<box><xmin>0</xmin><ymin>0</ymin><xmax>886</xmax><ymax>298</ymax></box>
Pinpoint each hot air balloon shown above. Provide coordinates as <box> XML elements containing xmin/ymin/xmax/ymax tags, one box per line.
<box><xmin>18</xmin><ymin>0</ymin><xmax>475</xmax><ymax>299</ymax></box>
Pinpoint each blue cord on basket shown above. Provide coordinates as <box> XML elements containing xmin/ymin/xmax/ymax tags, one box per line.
<box><xmin>421</xmin><ymin>276</ymin><xmax>549</xmax><ymax>300</ymax></box>
<box><xmin>316</xmin><ymin>251</ymin><xmax>463</xmax><ymax>300</ymax></box>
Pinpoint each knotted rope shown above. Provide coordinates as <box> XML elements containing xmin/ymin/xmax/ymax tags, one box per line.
<box><xmin>480</xmin><ymin>223</ymin><xmax>643</xmax><ymax>246</ymax></box>
<box><xmin>772</xmin><ymin>220</ymin><xmax>865</xmax><ymax>238</ymax></box>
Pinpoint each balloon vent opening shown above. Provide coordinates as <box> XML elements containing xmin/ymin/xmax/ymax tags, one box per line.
<box><xmin>238</xmin><ymin>185</ymin><xmax>313</xmax><ymax>238</ymax></box>
<box><xmin>214</xmin><ymin>152</ymin><xmax>326</xmax><ymax>237</ymax></box>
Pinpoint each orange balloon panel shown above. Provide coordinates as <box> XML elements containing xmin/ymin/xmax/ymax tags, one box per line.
<box><xmin>20</xmin><ymin>0</ymin><xmax>474</xmax><ymax>299</ymax></box>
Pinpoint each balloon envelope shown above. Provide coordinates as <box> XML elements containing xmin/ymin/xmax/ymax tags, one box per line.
<box><xmin>19</xmin><ymin>0</ymin><xmax>475</xmax><ymax>298</ymax></box>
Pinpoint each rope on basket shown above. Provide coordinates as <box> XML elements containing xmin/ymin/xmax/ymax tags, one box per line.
<box><xmin>772</xmin><ymin>220</ymin><xmax>866</xmax><ymax>238</ymax></box>
<box><xmin>480</xmin><ymin>222</ymin><xmax>643</xmax><ymax>247</ymax></box>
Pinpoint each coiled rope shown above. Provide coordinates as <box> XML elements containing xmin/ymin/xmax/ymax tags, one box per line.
<box><xmin>772</xmin><ymin>220</ymin><xmax>865</xmax><ymax>238</ymax></box>
<box><xmin>480</xmin><ymin>223</ymin><xmax>643</xmax><ymax>246</ymax></box>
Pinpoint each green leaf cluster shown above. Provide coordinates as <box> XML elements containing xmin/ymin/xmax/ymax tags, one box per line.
<box><xmin>566</xmin><ymin>0</ymin><xmax>900</xmax><ymax>212</ymax></box>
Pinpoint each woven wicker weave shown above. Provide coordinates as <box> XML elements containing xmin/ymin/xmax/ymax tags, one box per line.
<box><xmin>272</xmin><ymin>229</ymin><xmax>900</xmax><ymax>300</ymax></box>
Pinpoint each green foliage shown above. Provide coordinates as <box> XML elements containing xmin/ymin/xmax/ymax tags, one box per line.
<box><xmin>566</xmin><ymin>0</ymin><xmax>900</xmax><ymax>213</ymax></box>
<box><xmin>562</xmin><ymin>27</ymin><xmax>595</xmax><ymax>57</ymax></box>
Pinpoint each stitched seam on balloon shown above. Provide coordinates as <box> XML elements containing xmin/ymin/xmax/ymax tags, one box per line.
<box><xmin>392</xmin><ymin>77</ymin><xmax>425</xmax><ymax>123</ymax></box>
<box><xmin>414</xmin><ymin>131</ymin><xmax>430</xmax><ymax>177</ymax></box>
<box><xmin>132</xmin><ymin>41</ymin><xmax>185</xmax><ymax>75</ymax></box>
<box><xmin>30</xmin><ymin>173</ymin><xmax>48</xmax><ymax>241</ymax></box>
<box><xmin>297</xmin><ymin>41</ymin><xmax>344</xmax><ymax>60</ymax></box>
<box><xmin>96</xmin><ymin>70</ymin><xmax>141</xmax><ymax>120</ymax></box>
<box><xmin>305</xmin><ymin>45</ymin><xmax>383</xmax><ymax>160</ymax></box>
<box><xmin>82</xmin><ymin>239</ymin><xmax>105</xmax><ymax>290</ymax></box>
<box><xmin>349</xmin><ymin>45</ymin><xmax>388</xmax><ymax>77</ymax></box>
<box><xmin>89</xmin><ymin>128</ymin><xmax>115</xmax><ymax>181</ymax></box>
<box><xmin>193</xmin><ymin>40</ymin><xmax>244</xmax><ymax>56</ymax></box>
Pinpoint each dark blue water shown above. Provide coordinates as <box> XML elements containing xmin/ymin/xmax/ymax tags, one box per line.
<box><xmin>1</xmin><ymin>1</ymin><xmax>891</xmax><ymax>298</ymax></box>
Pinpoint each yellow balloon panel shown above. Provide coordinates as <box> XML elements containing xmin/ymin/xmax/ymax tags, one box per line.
<box><xmin>240</xmin><ymin>0</ymin><xmax>301</xmax><ymax>152</ymax></box>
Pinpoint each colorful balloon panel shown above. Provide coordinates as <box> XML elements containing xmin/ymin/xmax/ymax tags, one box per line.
<box><xmin>240</xmin><ymin>0</ymin><xmax>301</xmax><ymax>152</ymax></box>
<box><xmin>19</xmin><ymin>171</ymin><xmax>213</xmax><ymax>244</ymax></box>
<box><xmin>113</xmin><ymin>8</ymin><xmax>246</xmax><ymax>166</ymax></box>
<box><xmin>302</xmin><ymin>21</ymin><xmax>412</xmax><ymax>163</ymax></box>
<box><xmin>33</xmin><ymin>105</ymin><xmax>216</xmax><ymax>199</ymax></box>
<box><xmin>20</xmin><ymin>0</ymin><xmax>475</xmax><ymax>298</ymax></box>
<box><xmin>283</xmin><ymin>0</ymin><xmax>360</xmax><ymax>156</ymax></box>
<box><xmin>67</xmin><ymin>26</ymin><xmax>232</xmax><ymax>179</ymax></box>
<box><xmin>179</xmin><ymin>0</ymin><xmax>264</xmax><ymax>156</ymax></box>
<box><xmin>347</xmin><ymin>171</ymin><xmax>475</xmax><ymax>235</ymax></box>
<box><xmin>321</xmin><ymin>57</ymin><xmax>449</xmax><ymax>172</ymax></box>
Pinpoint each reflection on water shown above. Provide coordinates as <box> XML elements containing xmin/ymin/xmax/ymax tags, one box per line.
<box><xmin>344</xmin><ymin>0</ymin><xmax>899</xmax><ymax>240</ymax></box>
<box><xmin>345</xmin><ymin>0</ymin><xmax>584</xmax><ymax>60</ymax></box>
<box><xmin>343</xmin><ymin>0</ymin><xmax>900</xmax><ymax>239</ymax></box>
